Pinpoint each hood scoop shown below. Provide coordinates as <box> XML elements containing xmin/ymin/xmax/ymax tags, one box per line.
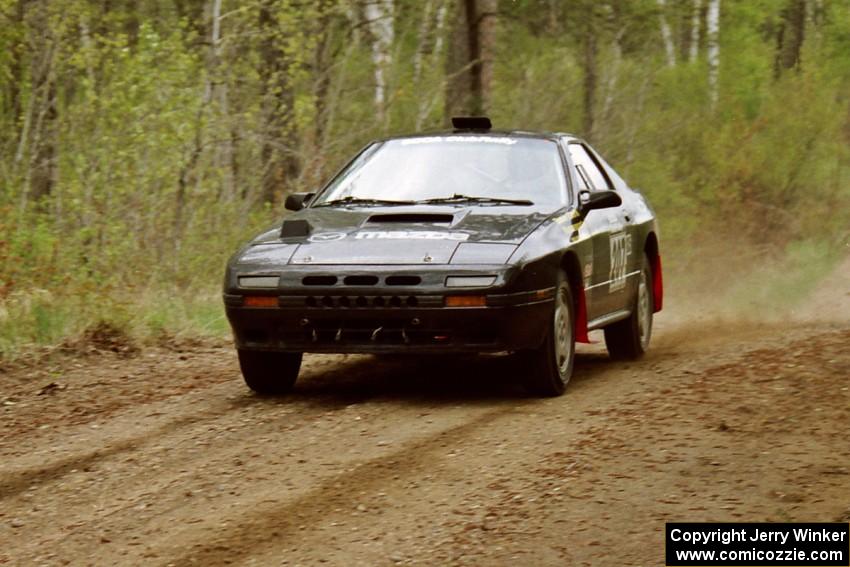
<box><xmin>366</xmin><ymin>213</ymin><xmax>454</xmax><ymax>225</ymax></box>
<box><xmin>280</xmin><ymin>219</ymin><xmax>312</xmax><ymax>238</ymax></box>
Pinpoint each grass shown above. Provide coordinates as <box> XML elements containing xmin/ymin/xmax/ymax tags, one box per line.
<box><xmin>133</xmin><ymin>289</ymin><xmax>231</xmax><ymax>339</ymax></box>
<box><xmin>0</xmin><ymin>286</ymin><xmax>230</xmax><ymax>360</ymax></box>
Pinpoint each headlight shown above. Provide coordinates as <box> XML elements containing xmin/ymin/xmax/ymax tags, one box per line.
<box><xmin>445</xmin><ymin>275</ymin><xmax>497</xmax><ymax>288</ymax></box>
<box><xmin>450</xmin><ymin>243</ymin><xmax>516</xmax><ymax>264</ymax></box>
<box><xmin>238</xmin><ymin>276</ymin><xmax>280</xmax><ymax>288</ymax></box>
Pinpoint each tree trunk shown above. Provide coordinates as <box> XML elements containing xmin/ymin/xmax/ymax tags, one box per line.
<box><xmin>689</xmin><ymin>0</ymin><xmax>702</xmax><ymax>63</ymax></box>
<box><xmin>415</xmin><ymin>0</ymin><xmax>448</xmax><ymax>129</ymax></box>
<box><xmin>365</xmin><ymin>0</ymin><xmax>394</xmax><ymax>122</ymax></box>
<box><xmin>175</xmin><ymin>109</ymin><xmax>204</xmax><ymax>256</ymax></box>
<box><xmin>477</xmin><ymin>0</ymin><xmax>496</xmax><ymax>114</ymax></box>
<box><xmin>412</xmin><ymin>0</ymin><xmax>434</xmax><ymax>84</ymax></box>
<box><xmin>258</xmin><ymin>0</ymin><xmax>300</xmax><ymax>204</ymax></box>
<box><xmin>313</xmin><ymin>11</ymin><xmax>333</xmax><ymax>147</ymax></box>
<box><xmin>463</xmin><ymin>0</ymin><xmax>483</xmax><ymax>115</ymax></box>
<box><xmin>774</xmin><ymin>0</ymin><xmax>806</xmax><ymax>78</ymax></box>
<box><xmin>444</xmin><ymin>0</ymin><xmax>496</xmax><ymax>120</ymax></box>
<box><xmin>29</xmin><ymin>80</ymin><xmax>58</xmax><ymax>204</ymax></box>
<box><xmin>581</xmin><ymin>13</ymin><xmax>598</xmax><ymax>139</ymax></box>
<box><xmin>206</xmin><ymin>0</ymin><xmax>236</xmax><ymax>201</ymax></box>
<box><xmin>27</xmin><ymin>0</ymin><xmax>58</xmax><ymax>206</ymax></box>
<box><xmin>601</xmin><ymin>29</ymin><xmax>624</xmax><ymax>135</ymax></box>
<box><xmin>656</xmin><ymin>0</ymin><xmax>676</xmax><ymax>67</ymax></box>
<box><xmin>444</xmin><ymin>0</ymin><xmax>470</xmax><ymax>121</ymax></box>
<box><xmin>7</xmin><ymin>0</ymin><xmax>25</xmax><ymax>127</ymax></box>
<box><xmin>706</xmin><ymin>0</ymin><xmax>720</xmax><ymax>108</ymax></box>
<box><xmin>303</xmin><ymin>0</ymin><xmax>336</xmax><ymax>190</ymax></box>
<box><xmin>433</xmin><ymin>1</ymin><xmax>448</xmax><ymax>57</ymax></box>
<box><xmin>124</xmin><ymin>0</ymin><xmax>140</xmax><ymax>47</ymax></box>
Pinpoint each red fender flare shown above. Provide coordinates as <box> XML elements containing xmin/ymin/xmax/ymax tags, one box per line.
<box><xmin>652</xmin><ymin>254</ymin><xmax>664</xmax><ymax>313</ymax></box>
<box><xmin>574</xmin><ymin>283</ymin><xmax>591</xmax><ymax>344</ymax></box>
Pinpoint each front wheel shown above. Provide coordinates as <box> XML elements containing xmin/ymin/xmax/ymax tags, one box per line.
<box><xmin>519</xmin><ymin>272</ymin><xmax>575</xmax><ymax>397</ymax></box>
<box><xmin>604</xmin><ymin>256</ymin><xmax>653</xmax><ymax>360</ymax></box>
<box><xmin>238</xmin><ymin>350</ymin><xmax>302</xmax><ymax>395</ymax></box>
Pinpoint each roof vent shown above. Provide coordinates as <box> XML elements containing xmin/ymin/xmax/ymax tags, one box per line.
<box><xmin>451</xmin><ymin>116</ymin><xmax>491</xmax><ymax>131</ymax></box>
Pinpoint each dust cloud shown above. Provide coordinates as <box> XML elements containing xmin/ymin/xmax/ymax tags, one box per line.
<box><xmin>651</xmin><ymin>239</ymin><xmax>850</xmax><ymax>350</ymax></box>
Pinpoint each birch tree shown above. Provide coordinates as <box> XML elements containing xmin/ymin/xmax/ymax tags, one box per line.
<box><xmin>5</xmin><ymin>0</ymin><xmax>25</xmax><ymax>134</ymax></box>
<box><xmin>689</xmin><ymin>0</ymin><xmax>702</xmax><ymax>63</ymax></box>
<box><xmin>208</xmin><ymin>0</ymin><xmax>237</xmax><ymax>201</ymax></box>
<box><xmin>656</xmin><ymin>0</ymin><xmax>676</xmax><ymax>67</ymax></box>
<box><xmin>706</xmin><ymin>0</ymin><xmax>720</xmax><ymax>107</ymax></box>
<box><xmin>365</xmin><ymin>0</ymin><xmax>394</xmax><ymax>121</ymax></box>
<box><xmin>413</xmin><ymin>0</ymin><xmax>448</xmax><ymax>128</ymax></box>
<box><xmin>444</xmin><ymin>0</ymin><xmax>469</xmax><ymax>120</ymax></box>
<box><xmin>412</xmin><ymin>0</ymin><xmax>435</xmax><ymax>84</ymax></box>
<box><xmin>581</xmin><ymin>4</ymin><xmax>598</xmax><ymax>139</ymax></box>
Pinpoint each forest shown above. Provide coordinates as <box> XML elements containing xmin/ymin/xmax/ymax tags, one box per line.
<box><xmin>1</xmin><ymin>0</ymin><xmax>849</xmax><ymax>354</ymax></box>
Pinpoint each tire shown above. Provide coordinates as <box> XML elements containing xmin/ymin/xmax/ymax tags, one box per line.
<box><xmin>238</xmin><ymin>350</ymin><xmax>302</xmax><ymax>395</ymax></box>
<box><xmin>520</xmin><ymin>271</ymin><xmax>575</xmax><ymax>397</ymax></box>
<box><xmin>604</xmin><ymin>255</ymin><xmax>653</xmax><ymax>360</ymax></box>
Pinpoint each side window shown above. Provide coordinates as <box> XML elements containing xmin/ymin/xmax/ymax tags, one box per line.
<box><xmin>567</xmin><ymin>144</ymin><xmax>612</xmax><ymax>192</ymax></box>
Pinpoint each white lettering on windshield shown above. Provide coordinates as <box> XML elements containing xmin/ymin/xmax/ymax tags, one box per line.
<box><xmin>400</xmin><ymin>136</ymin><xmax>517</xmax><ymax>146</ymax></box>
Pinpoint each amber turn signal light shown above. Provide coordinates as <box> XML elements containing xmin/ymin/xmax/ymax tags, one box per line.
<box><xmin>533</xmin><ymin>288</ymin><xmax>556</xmax><ymax>300</ymax></box>
<box><xmin>244</xmin><ymin>296</ymin><xmax>278</xmax><ymax>308</ymax></box>
<box><xmin>444</xmin><ymin>295</ymin><xmax>486</xmax><ymax>307</ymax></box>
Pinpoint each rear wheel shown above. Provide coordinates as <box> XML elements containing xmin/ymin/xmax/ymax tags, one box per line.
<box><xmin>520</xmin><ymin>272</ymin><xmax>575</xmax><ymax>397</ymax></box>
<box><xmin>238</xmin><ymin>350</ymin><xmax>302</xmax><ymax>395</ymax></box>
<box><xmin>604</xmin><ymin>256</ymin><xmax>653</xmax><ymax>360</ymax></box>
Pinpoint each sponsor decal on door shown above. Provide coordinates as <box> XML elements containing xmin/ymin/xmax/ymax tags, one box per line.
<box><xmin>609</xmin><ymin>232</ymin><xmax>632</xmax><ymax>292</ymax></box>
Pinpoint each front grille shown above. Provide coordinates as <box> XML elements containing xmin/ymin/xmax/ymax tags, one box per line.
<box><xmin>343</xmin><ymin>275</ymin><xmax>378</xmax><ymax>286</ymax></box>
<box><xmin>278</xmin><ymin>294</ymin><xmax>443</xmax><ymax>309</ymax></box>
<box><xmin>302</xmin><ymin>275</ymin><xmax>338</xmax><ymax>286</ymax></box>
<box><xmin>299</xmin><ymin>274</ymin><xmax>422</xmax><ymax>287</ymax></box>
<box><xmin>386</xmin><ymin>275</ymin><xmax>421</xmax><ymax>286</ymax></box>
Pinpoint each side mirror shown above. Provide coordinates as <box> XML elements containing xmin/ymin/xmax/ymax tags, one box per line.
<box><xmin>284</xmin><ymin>192</ymin><xmax>315</xmax><ymax>211</ymax></box>
<box><xmin>578</xmin><ymin>190</ymin><xmax>621</xmax><ymax>215</ymax></box>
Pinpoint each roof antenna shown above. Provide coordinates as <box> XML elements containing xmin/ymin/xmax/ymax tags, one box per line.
<box><xmin>451</xmin><ymin>116</ymin><xmax>492</xmax><ymax>131</ymax></box>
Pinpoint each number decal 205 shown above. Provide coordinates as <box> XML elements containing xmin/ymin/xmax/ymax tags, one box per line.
<box><xmin>609</xmin><ymin>232</ymin><xmax>632</xmax><ymax>292</ymax></box>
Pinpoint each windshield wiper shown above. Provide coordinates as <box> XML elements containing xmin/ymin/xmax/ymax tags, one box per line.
<box><xmin>417</xmin><ymin>194</ymin><xmax>533</xmax><ymax>206</ymax></box>
<box><xmin>313</xmin><ymin>196</ymin><xmax>416</xmax><ymax>207</ymax></box>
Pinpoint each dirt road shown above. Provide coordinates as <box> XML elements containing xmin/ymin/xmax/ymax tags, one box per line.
<box><xmin>1</xmin><ymin>310</ymin><xmax>849</xmax><ymax>565</ymax></box>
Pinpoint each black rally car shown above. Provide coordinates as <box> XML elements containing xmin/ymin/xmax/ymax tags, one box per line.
<box><xmin>223</xmin><ymin>117</ymin><xmax>663</xmax><ymax>396</ymax></box>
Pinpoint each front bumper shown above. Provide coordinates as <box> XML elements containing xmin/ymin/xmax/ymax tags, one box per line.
<box><xmin>224</xmin><ymin>291</ymin><xmax>553</xmax><ymax>354</ymax></box>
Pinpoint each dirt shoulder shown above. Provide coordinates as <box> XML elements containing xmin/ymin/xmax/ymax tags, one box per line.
<box><xmin>0</xmin><ymin>318</ymin><xmax>848</xmax><ymax>566</ymax></box>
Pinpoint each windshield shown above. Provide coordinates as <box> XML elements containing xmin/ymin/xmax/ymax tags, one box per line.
<box><xmin>313</xmin><ymin>136</ymin><xmax>568</xmax><ymax>207</ymax></box>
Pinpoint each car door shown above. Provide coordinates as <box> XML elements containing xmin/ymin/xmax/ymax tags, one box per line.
<box><xmin>564</xmin><ymin>142</ymin><xmax>630</xmax><ymax>319</ymax></box>
<box><xmin>586</xmin><ymin>145</ymin><xmax>644</xmax><ymax>310</ymax></box>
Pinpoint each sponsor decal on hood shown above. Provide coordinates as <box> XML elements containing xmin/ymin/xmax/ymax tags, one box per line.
<box><xmin>308</xmin><ymin>230</ymin><xmax>469</xmax><ymax>242</ymax></box>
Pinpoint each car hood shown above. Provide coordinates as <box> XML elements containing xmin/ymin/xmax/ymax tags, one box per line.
<box><xmin>242</xmin><ymin>205</ymin><xmax>558</xmax><ymax>266</ymax></box>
